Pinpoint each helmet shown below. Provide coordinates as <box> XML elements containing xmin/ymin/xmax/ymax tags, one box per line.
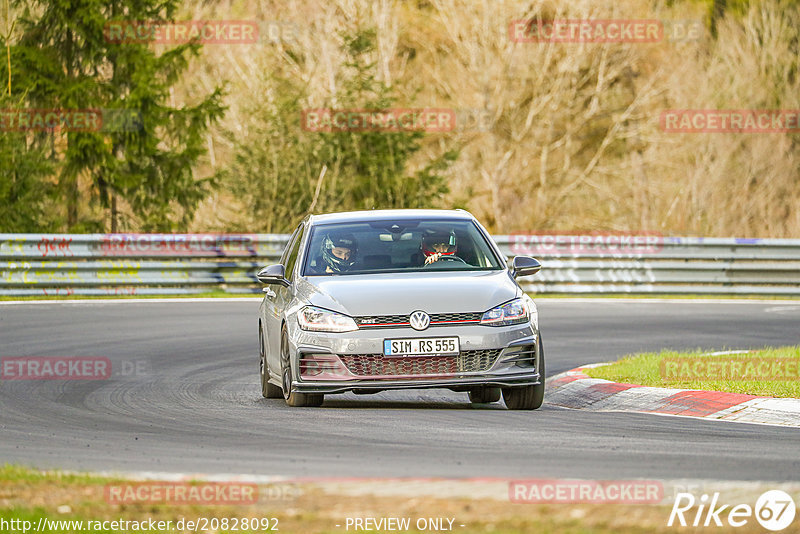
<box><xmin>321</xmin><ymin>232</ymin><xmax>358</xmax><ymax>273</ymax></box>
<box><xmin>421</xmin><ymin>229</ymin><xmax>457</xmax><ymax>258</ymax></box>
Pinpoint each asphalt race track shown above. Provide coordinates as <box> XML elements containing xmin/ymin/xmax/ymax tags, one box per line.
<box><xmin>1</xmin><ymin>299</ymin><xmax>799</xmax><ymax>481</ymax></box>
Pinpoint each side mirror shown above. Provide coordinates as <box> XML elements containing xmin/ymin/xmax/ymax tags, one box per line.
<box><xmin>256</xmin><ymin>264</ymin><xmax>290</xmax><ymax>287</ymax></box>
<box><xmin>510</xmin><ymin>256</ymin><xmax>541</xmax><ymax>278</ymax></box>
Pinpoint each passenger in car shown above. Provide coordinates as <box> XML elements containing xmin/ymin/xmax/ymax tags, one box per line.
<box><xmin>312</xmin><ymin>232</ymin><xmax>358</xmax><ymax>273</ymax></box>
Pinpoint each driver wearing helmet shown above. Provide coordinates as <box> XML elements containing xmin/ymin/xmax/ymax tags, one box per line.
<box><xmin>421</xmin><ymin>229</ymin><xmax>457</xmax><ymax>265</ymax></box>
<box><xmin>319</xmin><ymin>232</ymin><xmax>358</xmax><ymax>273</ymax></box>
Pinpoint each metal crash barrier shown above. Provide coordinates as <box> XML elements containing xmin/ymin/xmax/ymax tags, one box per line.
<box><xmin>0</xmin><ymin>234</ymin><xmax>287</xmax><ymax>297</ymax></box>
<box><xmin>1</xmin><ymin>233</ymin><xmax>799</xmax><ymax>296</ymax></box>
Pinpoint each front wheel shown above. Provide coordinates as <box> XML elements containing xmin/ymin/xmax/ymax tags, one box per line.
<box><xmin>280</xmin><ymin>327</ymin><xmax>323</xmax><ymax>407</ymax></box>
<box><xmin>502</xmin><ymin>336</ymin><xmax>545</xmax><ymax>410</ymax></box>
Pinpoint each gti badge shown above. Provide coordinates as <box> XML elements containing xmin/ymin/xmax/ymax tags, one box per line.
<box><xmin>409</xmin><ymin>311</ymin><xmax>430</xmax><ymax>331</ymax></box>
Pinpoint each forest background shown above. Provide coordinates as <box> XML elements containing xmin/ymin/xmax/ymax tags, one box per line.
<box><xmin>1</xmin><ymin>0</ymin><xmax>798</xmax><ymax>237</ymax></box>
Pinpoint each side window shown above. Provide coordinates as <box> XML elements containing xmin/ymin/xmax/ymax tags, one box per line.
<box><xmin>282</xmin><ymin>224</ymin><xmax>306</xmax><ymax>281</ymax></box>
<box><xmin>280</xmin><ymin>226</ymin><xmax>301</xmax><ymax>267</ymax></box>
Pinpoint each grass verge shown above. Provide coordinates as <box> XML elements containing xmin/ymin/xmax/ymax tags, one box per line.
<box><xmin>0</xmin><ymin>464</ymin><xmax>733</xmax><ymax>533</ymax></box>
<box><xmin>584</xmin><ymin>346</ymin><xmax>800</xmax><ymax>398</ymax></box>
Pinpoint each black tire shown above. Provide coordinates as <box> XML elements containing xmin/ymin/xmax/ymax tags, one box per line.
<box><xmin>468</xmin><ymin>387</ymin><xmax>502</xmax><ymax>404</ymax></box>
<box><xmin>502</xmin><ymin>336</ymin><xmax>545</xmax><ymax>410</ymax></box>
<box><xmin>280</xmin><ymin>326</ymin><xmax>324</xmax><ymax>407</ymax></box>
<box><xmin>260</xmin><ymin>324</ymin><xmax>283</xmax><ymax>399</ymax></box>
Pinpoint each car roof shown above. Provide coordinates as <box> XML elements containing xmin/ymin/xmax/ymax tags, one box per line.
<box><xmin>308</xmin><ymin>209</ymin><xmax>475</xmax><ymax>226</ymax></box>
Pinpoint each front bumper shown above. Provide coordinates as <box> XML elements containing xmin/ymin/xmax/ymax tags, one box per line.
<box><xmin>293</xmin><ymin>370</ymin><xmax>541</xmax><ymax>394</ymax></box>
<box><xmin>288</xmin><ymin>323</ymin><xmax>540</xmax><ymax>395</ymax></box>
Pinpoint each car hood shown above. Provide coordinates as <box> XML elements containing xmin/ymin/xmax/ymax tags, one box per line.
<box><xmin>295</xmin><ymin>270</ymin><xmax>520</xmax><ymax>315</ymax></box>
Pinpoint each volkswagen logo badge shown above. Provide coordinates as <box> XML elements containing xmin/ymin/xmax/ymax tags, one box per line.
<box><xmin>409</xmin><ymin>311</ymin><xmax>430</xmax><ymax>331</ymax></box>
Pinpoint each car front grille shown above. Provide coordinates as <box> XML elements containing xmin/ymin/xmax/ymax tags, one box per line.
<box><xmin>354</xmin><ymin>312</ymin><xmax>483</xmax><ymax>328</ymax></box>
<box><xmin>339</xmin><ymin>349</ymin><xmax>501</xmax><ymax>377</ymax></box>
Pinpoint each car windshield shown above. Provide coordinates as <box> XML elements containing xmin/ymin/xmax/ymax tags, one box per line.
<box><xmin>303</xmin><ymin>219</ymin><xmax>504</xmax><ymax>275</ymax></box>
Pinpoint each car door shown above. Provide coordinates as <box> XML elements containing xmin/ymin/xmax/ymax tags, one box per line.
<box><xmin>264</xmin><ymin>222</ymin><xmax>306</xmax><ymax>374</ymax></box>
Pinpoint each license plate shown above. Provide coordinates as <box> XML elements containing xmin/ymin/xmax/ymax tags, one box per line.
<box><xmin>383</xmin><ymin>337</ymin><xmax>460</xmax><ymax>357</ymax></box>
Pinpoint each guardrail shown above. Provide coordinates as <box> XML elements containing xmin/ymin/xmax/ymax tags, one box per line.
<box><xmin>1</xmin><ymin>233</ymin><xmax>799</xmax><ymax>296</ymax></box>
<box><xmin>0</xmin><ymin>234</ymin><xmax>285</xmax><ymax>296</ymax></box>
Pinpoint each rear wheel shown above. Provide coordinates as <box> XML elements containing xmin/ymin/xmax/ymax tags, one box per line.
<box><xmin>502</xmin><ymin>336</ymin><xmax>545</xmax><ymax>410</ymax></box>
<box><xmin>260</xmin><ymin>325</ymin><xmax>283</xmax><ymax>399</ymax></box>
<box><xmin>468</xmin><ymin>387</ymin><xmax>501</xmax><ymax>404</ymax></box>
<box><xmin>280</xmin><ymin>326</ymin><xmax>323</xmax><ymax>407</ymax></box>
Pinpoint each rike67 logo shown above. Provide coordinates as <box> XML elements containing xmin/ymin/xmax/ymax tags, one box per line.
<box><xmin>668</xmin><ymin>490</ymin><xmax>796</xmax><ymax>531</ymax></box>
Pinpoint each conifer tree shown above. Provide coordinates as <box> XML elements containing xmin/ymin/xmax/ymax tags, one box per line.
<box><xmin>3</xmin><ymin>0</ymin><xmax>224</xmax><ymax>231</ymax></box>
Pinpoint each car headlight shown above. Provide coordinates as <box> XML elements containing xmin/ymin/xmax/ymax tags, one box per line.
<box><xmin>297</xmin><ymin>306</ymin><xmax>359</xmax><ymax>333</ymax></box>
<box><xmin>522</xmin><ymin>293</ymin><xmax>539</xmax><ymax>330</ymax></box>
<box><xmin>480</xmin><ymin>298</ymin><xmax>529</xmax><ymax>326</ymax></box>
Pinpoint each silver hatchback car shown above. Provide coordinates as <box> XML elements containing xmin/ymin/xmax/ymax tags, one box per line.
<box><xmin>257</xmin><ymin>209</ymin><xmax>544</xmax><ymax>409</ymax></box>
